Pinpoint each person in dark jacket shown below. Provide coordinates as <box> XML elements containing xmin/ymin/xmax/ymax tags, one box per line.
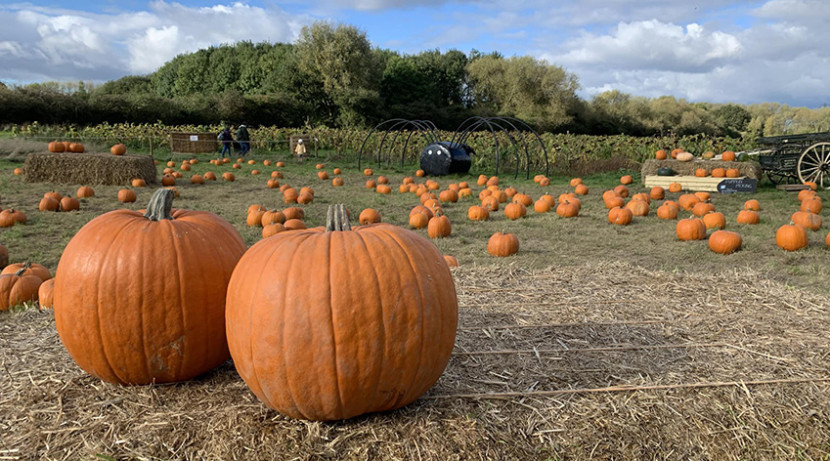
<box><xmin>236</xmin><ymin>124</ymin><xmax>250</xmax><ymax>156</ymax></box>
<box><xmin>218</xmin><ymin>126</ymin><xmax>233</xmax><ymax>158</ymax></box>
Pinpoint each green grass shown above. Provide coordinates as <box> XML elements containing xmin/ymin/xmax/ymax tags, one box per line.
<box><xmin>1</xmin><ymin>148</ymin><xmax>828</xmax><ymax>295</ymax></box>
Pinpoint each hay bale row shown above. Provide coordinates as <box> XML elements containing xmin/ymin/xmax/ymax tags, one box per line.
<box><xmin>23</xmin><ymin>152</ymin><xmax>157</xmax><ymax>185</ymax></box>
<box><xmin>170</xmin><ymin>133</ymin><xmax>218</xmax><ymax>154</ymax></box>
<box><xmin>641</xmin><ymin>159</ymin><xmax>762</xmax><ymax>180</ymax></box>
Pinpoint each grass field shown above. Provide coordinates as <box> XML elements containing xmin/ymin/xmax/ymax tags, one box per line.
<box><xmin>1</xmin><ymin>144</ymin><xmax>829</xmax><ymax>460</ymax></box>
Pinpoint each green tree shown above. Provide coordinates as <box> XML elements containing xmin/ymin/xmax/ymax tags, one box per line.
<box><xmin>293</xmin><ymin>21</ymin><xmax>380</xmax><ymax>126</ymax></box>
<box><xmin>466</xmin><ymin>55</ymin><xmax>579</xmax><ymax>131</ymax></box>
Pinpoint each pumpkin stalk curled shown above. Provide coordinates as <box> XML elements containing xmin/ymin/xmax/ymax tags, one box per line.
<box><xmin>143</xmin><ymin>189</ymin><xmax>175</xmax><ymax>221</ymax></box>
<box><xmin>325</xmin><ymin>204</ymin><xmax>351</xmax><ymax>232</ymax></box>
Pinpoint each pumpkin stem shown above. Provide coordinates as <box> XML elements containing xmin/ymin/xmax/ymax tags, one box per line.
<box><xmin>144</xmin><ymin>188</ymin><xmax>175</xmax><ymax>221</ymax></box>
<box><xmin>326</xmin><ymin>204</ymin><xmax>351</xmax><ymax>231</ymax></box>
<box><xmin>14</xmin><ymin>262</ymin><xmax>31</xmax><ymax>277</ymax></box>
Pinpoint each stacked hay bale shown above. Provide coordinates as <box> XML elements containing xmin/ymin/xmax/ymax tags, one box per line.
<box><xmin>641</xmin><ymin>159</ymin><xmax>761</xmax><ymax>180</ymax></box>
<box><xmin>23</xmin><ymin>152</ymin><xmax>157</xmax><ymax>185</ymax></box>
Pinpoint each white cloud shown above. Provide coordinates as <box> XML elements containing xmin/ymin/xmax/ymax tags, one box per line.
<box><xmin>551</xmin><ymin>20</ymin><xmax>742</xmax><ymax>73</ymax></box>
<box><xmin>0</xmin><ymin>2</ymin><xmax>306</xmax><ymax>82</ymax></box>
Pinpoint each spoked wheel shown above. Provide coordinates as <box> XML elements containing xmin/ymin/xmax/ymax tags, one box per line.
<box><xmin>798</xmin><ymin>142</ymin><xmax>830</xmax><ymax>189</ymax></box>
<box><xmin>765</xmin><ymin>171</ymin><xmax>800</xmax><ymax>186</ymax></box>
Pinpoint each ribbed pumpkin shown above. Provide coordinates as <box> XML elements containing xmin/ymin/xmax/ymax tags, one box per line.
<box><xmin>556</xmin><ymin>201</ymin><xmax>579</xmax><ymax>218</ymax></box>
<box><xmin>649</xmin><ymin>186</ymin><xmax>665</xmax><ymax>200</ymax></box>
<box><xmin>708</xmin><ymin>230</ymin><xmax>742</xmax><ymax>254</ymax></box>
<box><xmin>608</xmin><ymin>207</ymin><xmax>633</xmax><ymax>225</ymax></box>
<box><xmin>77</xmin><ymin>186</ymin><xmax>94</xmax><ymax>198</ymax></box>
<box><xmin>776</xmin><ymin>223</ymin><xmax>808</xmax><ymax>251</ymax></box>
<box><xmin>504</xmin><ymin>202</ymin><xmax>526</xmax><ymax>220</ymax></box>
<box><xmin>0</xmin><ymin>263</ymin><xmax>43</xmax><ymax>311</ymax></box>
<box><xmin>467</xmin><ymin>205</ymin><xmax>490</xmax><ymax>221</ymax></box>
<box><xmin>625</xmin><ymin>199</ymin><xmax>649</xmax><ymax>217</ymax></box>
<box><xmin>225</xmin><ymin>204</ymin><xmax>458</xmax><ymax>420</ymax></box>
<box><xmin>800</xmin><ymin>197</ymin><xmax>823</xmax><ymax>214</ymax></box>
<box><xmin>736</xmin><ymin>210</ymin><xmax>760</xmax><ymax>225</ymax></box>
<box><xmin>676</xmin><ymin>218</ymin><xmax>706</xmax><ymax>241</ymax></box>
<box><xmin>38</xmin><ymin>278</ymin><xmax>55</xmax><ymax>309</ymax></box>
<box><xmin>487</xmin><ymin>232</ymin><xmax>519</xmax><ymax>256</ymax></box>
<box><xmin>427</xmin><ymin>212</ymin><xmax>451</xmax><ymax>238</ymax></box>
<box><xmin>656</xmin><ymin>203</ymin><xmax>678</xmax><ymax>220</ymax></box>
<box><xmin>703</xmin><ymin>212</ymin><xmax>726</xmax><ymax>230</ymax></box>
<box><xmin>791</xmin><ymin>211</ymin><xmax>822</xmax><ymax>231</ymax></box>
<box><xmin>53</xmin><ymin>189</ymin><xmax>246</xmax><ymax>385</ymax></box>
<box><xmin>359</xmin><ymin>208</ymin><xmax>381</xmax><ymax>225</ymax></box>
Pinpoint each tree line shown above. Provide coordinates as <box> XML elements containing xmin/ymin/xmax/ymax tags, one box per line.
<box><xmin>1</xmin><ymin>21</ymin><xmax>829</xmax><ymax>139</ymax></box>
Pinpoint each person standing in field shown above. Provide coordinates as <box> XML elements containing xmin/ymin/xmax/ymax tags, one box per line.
<box><xmin>218</xmin><ymin>126</ymin><xmax>234</xmax><ymax>158</ymax></box>
<box><xmin>294</xmin><ymin>138</ymin><xmax>306</xmax><ymax>163</ymax></box>
<box><xmin>236</xmin><ymin>124</ymin><xmax>250</xmax><ymax>156</ymax></box>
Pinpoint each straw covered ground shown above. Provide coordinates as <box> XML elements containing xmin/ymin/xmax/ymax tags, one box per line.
<box><xmin>2</xmin><ymin>262</ymin><xmax>829</xmax><ymax>460</ymax></box>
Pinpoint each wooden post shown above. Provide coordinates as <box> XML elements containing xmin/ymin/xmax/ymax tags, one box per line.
<box><xmin>149</xmin><ymin>136</ymin><xmax>154</xmax><ymax>158</ymax></box>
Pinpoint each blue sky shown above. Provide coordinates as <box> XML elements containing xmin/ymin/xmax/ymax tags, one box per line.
<box><xmin>1</xmin><ymin>0</ymin><xmax>829</xmax><ymax>107</ymax></box>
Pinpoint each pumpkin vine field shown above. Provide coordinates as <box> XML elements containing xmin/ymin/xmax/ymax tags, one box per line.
<box><xmin>1</xmin><ymin>144</ymin><xmax>829</xmax><ymax>460</ymax></box>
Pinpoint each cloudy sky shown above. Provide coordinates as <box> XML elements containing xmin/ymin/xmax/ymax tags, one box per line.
<box><xmin>1</xmin><ymin>0</ymin><xmax>828</xmax><ymax>107</ymax></box>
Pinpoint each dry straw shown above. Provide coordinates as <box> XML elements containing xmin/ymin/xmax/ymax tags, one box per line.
<box><xmin>640</xmin><ymin>158</ymin><xmax>762</xmax><ymax>179</ymax></box>
<box><xmin>23</xmin><ymin>152</ymin><xmax>157</xmax><ymax>185</ymax></box>
<box><xmin>2</xmin><ymin>261</ymin><xmax>829</xmax><ymax>460</ymax></box>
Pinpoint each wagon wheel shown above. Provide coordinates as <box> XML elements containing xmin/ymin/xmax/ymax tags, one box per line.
<box><xmin>797</xmin><ymin>142</ymin><xmax>830</xmax><ymax>189</ymax></box>
<box><xmin>765</xmin><ymin>170</ymin><xmax>799</xmax><ymax>186</ymax></box>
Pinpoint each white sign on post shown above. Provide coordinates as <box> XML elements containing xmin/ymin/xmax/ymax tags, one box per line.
<box><xmin>189</xmin><ymin>135</ymin><xmax>199</xmax><ymax>142</ymax></box>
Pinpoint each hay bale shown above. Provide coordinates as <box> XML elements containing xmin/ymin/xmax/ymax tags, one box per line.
<box><xmin>171</xmin><ymin>132</ymin><xmax>218</xmax><ymax>154</ymax></box>
<box><xmin>641</xmin><ymin>159</ymin><xmax>761</xmax><ymax>180</ymax></box>
<box><xmin>23</xmin><ymin>152</ymin><xmax>157</xmax><ymax>185</ymax></box>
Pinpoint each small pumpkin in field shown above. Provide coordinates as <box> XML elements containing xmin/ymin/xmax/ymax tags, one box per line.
<box><xmin>332</xmin><ymin>177</ymin><xmax>344</xmax><ymax>186</ymax></box>
<box><xmin>708</xmin><ymin>230</ymin><xmax>742</xmax><ymax>254</ymax></box>
<box><xmin>131</xmin><ymin>178</ymin><xmax>146</xmax><ymax>187</ymax></box>
<box><xmin>467</xmin><ymin>205</ymin><xmax>490</xmax><ymax>221</ymax></box>
<box><xmin>39</xmin><ymin>196</ymin><xmax>59</xmax><ymax>212</ymax></box>
<box><xmin>110</xmin><ymin>143</ymin><xmax>127</xmax><ymax>156</ymax></box>
<box><xmin>225</xmin><ymin>204</ymin><xmax>457</xmax><ymax>421</ymax></box>
<box><xmin>427</xmin><ymin>211</ymin><xmax>451</xmax><ymax>239</ymax></box>
<box><xmin>613</xmin><ymin>185</ymin><xmax>629</xmax><ymax>198</ymax></box>
<box><xmin>0</xmin><ymin>244</ymin><xmax>7</xmax><ymax>270</ymax></box>
<box><xmin>791</xmin><ymin>211</ymin><xmax>822</xmax><ymax>231</ymax></box>
<box><xmin>282</xmin><ymin>207</ymin><xmax>305</xmax><ymax>221</ymax></box>
<box><xmin>776</xmin><ymin>223</ymin><xmax>808</xmax><ymax>251</ymax></box>
<box><xmin>703</xmin><ymin>212</ymin><xmax>726</xmax><ymax>230</ymax></box>
<box><xmin>608</xmin><ymin>207</ymin><xmax>633</xmax><ymax>225</ymax></box>
<box><xmin>656</xmin><ymin>203</ymin><xmax>678</xmax><ymax>220</ymax></box>
<box><xmin>38</xmin><ymin>279</ymin><xmax>55</xmax><ymax>310</ymax></box>
<box><xmin>77</xmin><ymin>186</ymin><xmax>94</xmax><ymax>198</ymax></box>
<box><xmin>736</xmin><ymin>210</ymin><xmax>760</xmax><ymax>225</ymax></box>
<box><xmin>625</xmin><ymin>199</ymin><xmax>649</xmax><ymax>217</ymax></box>
<box><xmin>0</xmin><ymin>263</ymin><xmax>43</xmax><ymax>310</ymax></box>
<box><xmin>504</xmin><ymin>202</ymin><xmax>527</xmax><ymax>220</ymax></box>
<box><xmin>487</xmin><ymin>232</ymin><xmax>519</xmax><ymax>257</ymax></box>
<box><xmin>800</xmin><ymin>196</ymin><xmax>823</xmax><ymax>214</ymax></box>
<box><xmin>54</xmin><ymin>188</ymin><xmax>247</xmax><ymax>385</ymax></box>
<box><xmin>117</xmin><ymin>189</ymin><xmax>137</xmax><ymax>203</ymax></box>
<box><xmin>556</xmin><ymin>200</ymin><xmax>579</xmax><ymax>218</ymax></box>
<box><xmin>363</xmin><ymin>168</ymin><xmax>373</xmax><ymax>176</ymax></box>
<box><xmin>0</xmin><ymin>209</ymin><xmax>26</xmax><ymax>227</ymax></box>
<box><xmin>668</xmin><ymin>182</ymin><xmax>682</xmax><ymax>193</ymax></box>
<box><xmin>443</xmin><ymin>255</ymin><xmax>459</xmax><ymax>268</ymax></box>
<box><xmin>359</xmin><ymin>208</ymin><xmax>381</xmax><ymax>225</ymax></box>
<box><xmin>223</xmin><ymin>172</ymin><xmax>235</xmax><ymax>182</ymax></box>
<box><xmin>60</xmin><ymin>196</ymin><xmax>80</xmax><ymax>212</ymax></box>
<box><xmin>676</xmin><ymin>218</ymin><xmax>706</xmax><ymax>241</ymax></box>
<box><xmin>409</xmin><ymin>211</ymin><xmax>430</xmax><ymax>229</ymax></box>
<box><xmin>534</xmin><ymin>199</ymin><xmax>552</xmax><ymax>214</ymax></box>
<box><xmin>691</xmin><ymin>202</ymin><xmax>715</xmax><ymax>217</ymax></box>
<box><xmin>649</xmin><ymin>186</ymin><xmax>665</xmax><ymax>200</ymax></box>
<box><xmin>620</xmin><ymin>175</ymin><xmax>633</xmax><ymax>185</ymax></box>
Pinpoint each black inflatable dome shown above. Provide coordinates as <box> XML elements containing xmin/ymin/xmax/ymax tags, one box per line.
<box><xmin>420</xmin><ymin>142</ymin><xmax>473</xmax><ymax>176</ymax></box>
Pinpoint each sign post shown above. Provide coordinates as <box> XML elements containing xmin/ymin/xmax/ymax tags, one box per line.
<box><xmin>717</xmin><ymin>178</ymin><xmax>758</xmax><ymax>194</ymax></box>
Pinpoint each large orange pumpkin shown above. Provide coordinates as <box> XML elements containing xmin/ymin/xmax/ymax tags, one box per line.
<box><xmin>225</xmin><ymin>204</ymin><xmax>457</xmax><ymax>420</ymax></box>
<box><xmin>676</xmin><ymin>218</ymin><xmax>706</xmax><ymax>241</ymax></box>
<box><xmin>53</xmin><ymin>189</ymin><xmax>247</xmax><ymax>385</ymax></box>
<box><xmin>708</xmin><ymin>230</ymin><xmax>742</xmax><ymax>254</ymax></box>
